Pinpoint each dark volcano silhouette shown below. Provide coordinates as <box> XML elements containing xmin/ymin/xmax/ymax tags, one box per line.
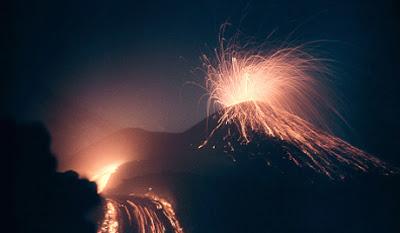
<box><xmin>102</xmin><ymin>111</ymin><xmax>329</xmax><ymax>194</ymax></box>
<box><xmin>68</xmin><ymin>104</ymin><xmax>391</xmax><ymax>185</ymax></box>
<box><xmin>64</xmin><ymin>106</ymin><xmax>400</xmax><ymax>233</ymax></box>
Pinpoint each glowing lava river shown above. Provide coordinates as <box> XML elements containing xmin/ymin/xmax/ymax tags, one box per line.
<box><xmin>97</xmin><ymin>195</ymin><xmax>184</xmax><ymax>233</ymax></box>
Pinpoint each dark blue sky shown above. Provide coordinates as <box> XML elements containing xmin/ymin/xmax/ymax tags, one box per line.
<box><xmin>4</xmin><ymin>0</ymin><xmax>400</xmax><ymax>164</ymax></box>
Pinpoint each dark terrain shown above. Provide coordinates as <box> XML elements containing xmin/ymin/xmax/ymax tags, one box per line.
<box><xmin>6</xmin><ymin>120</ymin><xmax>102</xmax><ymax>233</ymax></box>
<box><xmin>73</xmin><ymin>110</ymin><xmax>400</xmax><ymax>233</ymax></box>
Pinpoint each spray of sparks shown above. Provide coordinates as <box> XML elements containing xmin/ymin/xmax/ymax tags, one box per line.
<box><xmin>199</xmin><ymin>36</ymin><xmax>391</xmax><ymax>178</ymax></box>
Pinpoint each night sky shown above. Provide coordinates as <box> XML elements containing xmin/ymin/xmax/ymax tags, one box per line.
<box><xmin>3</xmin><ymin>0</ymin><xmax>400</xmax><ymax>165</ymax></box>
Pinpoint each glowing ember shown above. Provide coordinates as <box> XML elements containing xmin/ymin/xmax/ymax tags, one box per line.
<box><xmin>200</xmin><ymin>36</ymin><xmax>391</xmax><ymax>177</ymax></box>
<box><xmin>92</xmin><ymin>163</ymin><xmax>121</xmax><ymax>193</ymax></box>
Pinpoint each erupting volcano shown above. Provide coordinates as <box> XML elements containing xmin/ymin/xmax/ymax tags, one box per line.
<box><xmin>199</xmin><ymin>37</ymin><xmax>392</xmax><ymax>178</ymax></box>
<box><xmin>61</xmin><ymin>38</ymin><xmax>400</xmax><ymax>233</ymax></box>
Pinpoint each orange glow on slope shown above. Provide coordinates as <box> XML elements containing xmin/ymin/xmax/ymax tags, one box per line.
<box><xmin>200</xmin><ymin>36</ymin><xmax>391</xmax><ymax>178</ymax></box>
<box><xmin>92</xmin><ymin>163</ymin><xmax>121</xmax><ymax>193</ymax></box>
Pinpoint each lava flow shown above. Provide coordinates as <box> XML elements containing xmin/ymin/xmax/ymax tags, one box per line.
<box><xmin>97</xmin><ymin>195</ymin><xmax>184</xmax><ymax>233</ymax></box>
<box><xmin>199</xmin><ymin>36</ymin><xmax>392</xmax><ymax>178</ymax></box>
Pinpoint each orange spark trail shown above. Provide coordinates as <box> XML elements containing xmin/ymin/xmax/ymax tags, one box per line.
<box><xmin>200</xmin><ymin>36</ymin><xmax>392</xmax><ymax>178</ymax></box>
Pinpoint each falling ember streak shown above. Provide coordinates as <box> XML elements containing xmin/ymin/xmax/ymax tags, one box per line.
<box><xmin>200</xmin><ymin>36</ymin><xmax>392</xmax><ymax>177</ymax></box>
<box><xmin>98</xmin><ymin>195</ymin><xmax>184</xmax><ymax>233</ymax></box>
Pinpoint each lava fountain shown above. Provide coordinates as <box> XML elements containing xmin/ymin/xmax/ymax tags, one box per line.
<box><xmin>199</xmin><ymin>35</ymin><xmax>392</xmax><ymax>178</ymax></box>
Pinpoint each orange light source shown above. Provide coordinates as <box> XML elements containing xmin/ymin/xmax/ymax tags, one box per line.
<box><xmin>92</xmin><ymin>163</ymin><xmax>121</xmax><ymax>193</ymax></box>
